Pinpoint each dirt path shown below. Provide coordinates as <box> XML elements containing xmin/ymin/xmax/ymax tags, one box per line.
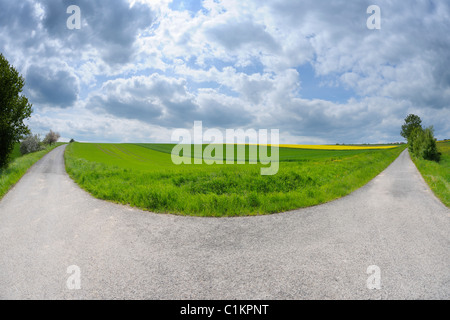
<box><xmin>0</xmin><ymin>145</ymin><xmax>448</xmax><ymax>299</ymax></box>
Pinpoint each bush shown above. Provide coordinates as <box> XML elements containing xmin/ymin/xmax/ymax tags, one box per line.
<box><xmin>421</xmin><ymin>128</ymin><xmax>441</xmax><ymax>161</ymax></box>
<box><xmin>408</xmin><ymin>126</ymin><xmax>423</xmax><ymax>155</ymax></box>
<box><xmin>408</xmin><ymin>126</ymin><xmax>441</xmax><ymax>162</ymax></box>
<box><xmin>20</xmin><ymin>134</ymin><xmax>43</xmax><ymax>155</ymax></box>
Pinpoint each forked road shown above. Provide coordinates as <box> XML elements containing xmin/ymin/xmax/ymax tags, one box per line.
<box><xmin>0</xmin><ymin>145</ymin><xmax>448</xmax><ymax>299</ymax></box>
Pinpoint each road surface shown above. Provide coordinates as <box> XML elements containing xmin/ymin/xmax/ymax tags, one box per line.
<box><xmin>0</xmin><ymin>145</ymin><xmax>448</xmax><ymax>299</ymax></box>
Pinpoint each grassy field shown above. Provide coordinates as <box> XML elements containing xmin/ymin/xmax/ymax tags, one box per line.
<box><xmin>135</xmin><ymin>143</ymin><xmax>391</xmax><ymax>162</ymax></box>
<box><xmin>65</xmin><ymin>142</ymin><xmax>405</xmax><ymax>216</ymax></box>
<box><xmin>411</xmin><ymin>141</ymin><xmax>450</xmax><ymax>207</ymax></box>
<box><xmin>0</xmin><ymin>143</ymin><xmax>65</xmax><ymax>199</ymax></box>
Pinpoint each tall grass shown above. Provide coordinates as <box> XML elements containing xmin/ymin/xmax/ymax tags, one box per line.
<box><xmin>65</xmin><ymin>143</ymin><xmax>405</xmax><ymax>216</ymax></box>
<box><xmin>411</xmin><ymin>141</ymin><xmax>450</xmax><ymax>207</ymax></box>
<box><xmin>0</xmin><ymin>143</ymin><xmax>64</xmax><ymax>199</ymax></box>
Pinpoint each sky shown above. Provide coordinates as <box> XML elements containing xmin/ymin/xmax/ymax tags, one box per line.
<box><xmin>0</xmin><ymin>0</ymin><xmax>449</xmax><ymax>144</ymax></box>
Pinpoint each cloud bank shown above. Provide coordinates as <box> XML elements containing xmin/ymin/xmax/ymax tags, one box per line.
<box><xmin>0</xmin><ymin>0</ymin><xmax>448</xmax><ymax>143</ymax></box>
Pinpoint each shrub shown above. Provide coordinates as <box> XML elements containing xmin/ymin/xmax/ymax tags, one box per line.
<box><xmin>408</xmin><ymin>126</ymin><xmax>423</xmax><ymax>155</ymax></box>
<box><xmin>20</xmin><ymin>134</ymin><xmax>43</xmax><ymax>155</ymax></box>
<box><xmin>408</xmin><ymin>126</ymin><xmax>441</xmax><ymax>162</ymax></box>
<box><xmin>421</xmin><ymin>127</ymin><xmax>441</xmax><ymax>162</ymax></box>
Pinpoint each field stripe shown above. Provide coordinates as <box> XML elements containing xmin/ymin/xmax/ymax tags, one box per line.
<box><xmin>111</xmin><ymin>145</ymin><xmax>147</xmax><ymax>162</ymax></box>
<box><xmin>95</xmin><ymin>144</ymin><xmax>123</xmax><ymax>160</ymax></box>
<box><xmin>278</xmin><ymin>144</ymin><xmax>398</xmax><ymax>150</ymax></box>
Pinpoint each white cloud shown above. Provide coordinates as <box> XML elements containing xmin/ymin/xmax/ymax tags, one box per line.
<box><xmin>0</xmin><ymin>0</ymin><xmax>448</xmax><ymax>143</ymax></box>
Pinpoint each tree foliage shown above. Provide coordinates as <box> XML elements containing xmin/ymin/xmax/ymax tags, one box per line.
<box><xmin>0</xmin><ymin>53</ymin><xmax>33</xmax><ymax>168</ymax></box>
<box><xmin>401</xmin><ymin>114</ymin><xmax>422</xmax><ymax>141</ymax></box>
<box><xmin>43</xmin><ymin>130</ymin><xmax>60</xmax><ymax>145</ymax></box>
<box><xmin>20</xmin><ymin>134</ymin><xmax>43</xmax><ymax>155</ymax></box>
<box><xmin>408</xmin><ymin>125</ymin><xmax>441</xmax><ymax>162</ymax></box>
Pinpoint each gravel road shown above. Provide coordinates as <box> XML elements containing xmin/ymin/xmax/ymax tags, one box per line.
<box><xmin>0</xmin><ymin>145</ymin><xmax>448</xmax><ymax>299</ymax></box>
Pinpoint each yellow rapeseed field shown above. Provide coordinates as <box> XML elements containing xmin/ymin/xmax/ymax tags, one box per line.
<box><xmin>278</xmin><ymin>144</ymin><xmax>398</xmax><ymax>150</ymax></box>
<box><xmin>242</xmin><ymin>143</ymin><xmax>398</xmax><ymax>150</ymax></box>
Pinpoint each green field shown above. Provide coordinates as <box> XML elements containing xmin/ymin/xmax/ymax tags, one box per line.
<box><xmin>0</xmin><ymin>143</ymin><xmax>65</xmax><ymax>199</ymax></box>
<box><xmin>135</xmin><ymin>143</ymin><xmax>387</xmax><ymax>162</ymax></box>
<box><xmin>64</xmin><ymin>142</ymin><xmax>405</xmax><ymax>216</ymax></box>
<box><xmin>412</xmin><ymin>141</ymin><xmax>450</xmax><ymax>207</ymax></box>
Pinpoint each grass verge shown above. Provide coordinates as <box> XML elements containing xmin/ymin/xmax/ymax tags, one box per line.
<box><xmin>65</xmin><ymin>143</ymin><xmax>405</xmax><ymax>217</ymax></box>
<box><xmin>411</xmin><ymin>141</ymin><xmax>450</xmax><ymax>207</ymax></box>
<box><xmin>0</xmin><ymin>143</ymin><xmax>65</xmax><ymax>199</ymax></box>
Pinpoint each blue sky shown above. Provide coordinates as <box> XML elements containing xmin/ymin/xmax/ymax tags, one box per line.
<box><xmin>295</xmin><ymin>63</ymin><xmax>355</xmax><ymax>103</ymax></box>
<box><xmin>0</xmin><ymin>0</ymin><xmax>449</xmax><ymax>144</ymax></box>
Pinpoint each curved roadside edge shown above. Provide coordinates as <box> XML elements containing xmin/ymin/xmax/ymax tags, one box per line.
<box><xmin>0</xmin><ymin>143</ymin><xmax>66</xmax><ymax>200</ymax></box>
<box><xmin>63</xmin><ymin>143</ymin><xmax>407</xmax><ymax>218</ymax></box>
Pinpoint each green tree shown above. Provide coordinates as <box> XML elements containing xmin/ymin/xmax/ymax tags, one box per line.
<box><xmin>43</xmin><ymin>130</ymin><xmax>60</xmax><ymax>146</ymax></box>
<box><xmin>420</xmin><ymin>127</ymin><xmax>440</xmax><ymax>162</ymax></box>
<box><xmin>408</xmin><ymin>126</ymin><xmax>441</xmax><ymax>162</ymax></box>
<box><xmin>408</xmin><ymin>126</ymin><xmax>423</xmax><ymax>155</ymax></box>
<box><xmin>401</xmin><ymin>114</ymin><xmax>422</xmax><ymax>141</ymax></box>
<box><xmin>0</xmin><ymin>53</ymin><xmax>33</xmax><ymax>168</ymax></box>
